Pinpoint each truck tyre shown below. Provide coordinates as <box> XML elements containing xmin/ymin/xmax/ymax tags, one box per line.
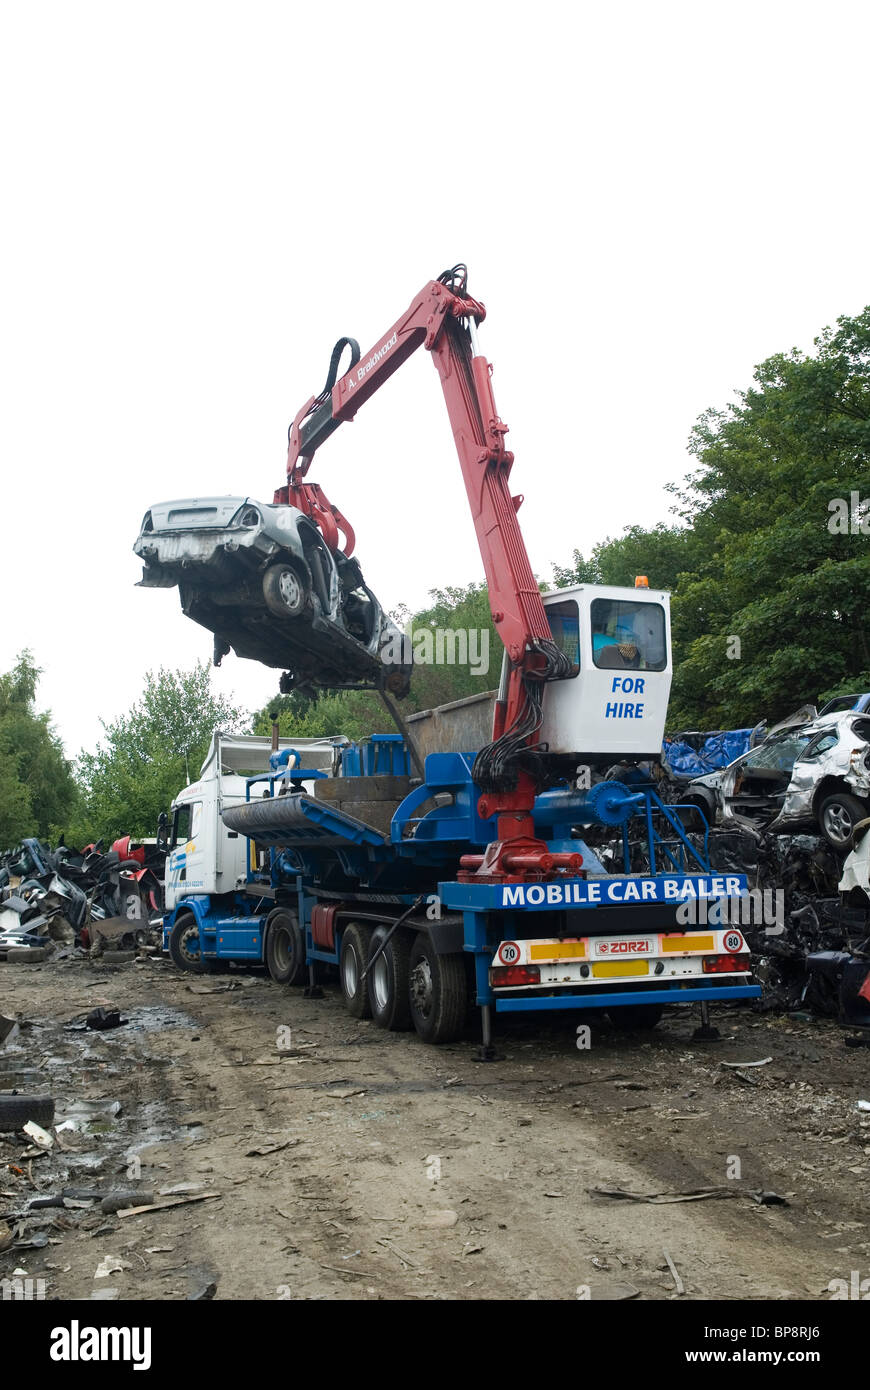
<box><xmin>340</xmin><ymin>922</ymin><xmax>372</xmax><ymax>1019</ymax></box>
<box><xmin>263</xmin><ymin>563</ymin><xmax>308</xmax><ymax>618</ymax></box>
<box><xmin>368</xmin><ymin>925</ymin><xmax>412</xmax><ymax>1031</ymax></box>
<box><xmin>408</xmin><ymin>937</ymin><xmax>467</xmax><ymax>1044</ymax></box>
<box><xmin>0</xmin><ymin>1095</ymin><xmax>55</xmax><ymax>1131</ymax></box>
<box><xmin>168</xmin><ymin>913</ymin><xmax>214</xmax><ymax>975</ymax></box>
<box><xmin>265</xmin><ymin>909</ymin><xmax>306</xmax><ymax>986</ymax></box>
<box><xmin>818</xmin><ymin>792</ymin><xmax>868</xmax><ymax>850</ymax></box>
<box><xmin>607</xmin><ymin>1004</ymin><xmax>663</xmax><ymax>1030</ymax></box>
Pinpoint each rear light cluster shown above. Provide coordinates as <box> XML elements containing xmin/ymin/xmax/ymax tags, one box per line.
<box><xmin>702</xmin><ymin>953</ymin><xmax>751</xmax><ymax>974</ymax></box>
<box><xmin>491</xmin><ymin>965</ymin><xmax>541</xmax><ymax>988</ymax></box>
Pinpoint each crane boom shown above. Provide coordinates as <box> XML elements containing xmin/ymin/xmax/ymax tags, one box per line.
<box><xmin>276</xmin><ymin>267</ymin><xmax>577</xmax><ymax>881</ymax></box>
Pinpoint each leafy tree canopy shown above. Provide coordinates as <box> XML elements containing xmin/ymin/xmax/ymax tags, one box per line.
<box><xmin>0</xmin><ymin>651</ymin><xmax>76</xmax><ymax>847</ymax></box>
<box><xmin>69</xmin><ymin>663</ymin><xmax>246</xmax><ymax>845</ymax></box>
<box><xmin>555</xmin><ymin>307</ymin><xmax>870</xmax><ymax>728</ymax></box>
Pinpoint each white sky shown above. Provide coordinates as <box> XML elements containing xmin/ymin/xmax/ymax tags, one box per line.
<box><xmin>2</xmin><ymin>0</ymin><xmax>868</xmax><ymax>758</ymax></box>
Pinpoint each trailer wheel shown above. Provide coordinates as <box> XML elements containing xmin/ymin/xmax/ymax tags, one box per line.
<box><xmin>263</xmin><ymin>562</ymin><xmax>308</xmax><ymax>618</ymax></box>
<box><xmin>168</xmin><ymin>913</ymin><xmax>214</xmax><ymax>975</ymax></box>
<box><xmin>265</xmin><ymin>909</ymin><xmax>306</xmax><ymax>986</ymax></box>
<box><xmin>368</xmin><ymin>925</ymin><xmax>412</xmax><ymax>1030</ymax></box>
<box><xmin>607</xmin><ymin>1004</ymin><xmax>663</xmax><ymax>1030</ymax></box>
<box><xmin>340</xmin><ymin>922</ymin><xmax>372</xmax><ymax>1019</ymax></box>
<box><xmin>408</xmin><ymin>937</ymin><xmax>467</xmax><ymax>1044</ymax></box>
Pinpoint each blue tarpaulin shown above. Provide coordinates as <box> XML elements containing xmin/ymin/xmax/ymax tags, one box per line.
<box><xmin>662</xmin><ymin>729</ymin><xmax>754</xmax><ymax>779</ymax></box>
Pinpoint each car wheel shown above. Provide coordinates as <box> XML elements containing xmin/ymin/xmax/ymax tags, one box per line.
<box><xmin>265</xmin><ymin>908</ymin><xmax>306</xmax><ymax>985</ymax></box>
<box><xmin>818</xmin><ymin>792</ymin><xmax>869</xmax><ymax>849</ymax></box>
<box><xmin>263</xmin><ymin>563</ymin><xmax>308</xmax><ymax>618</ymax></box>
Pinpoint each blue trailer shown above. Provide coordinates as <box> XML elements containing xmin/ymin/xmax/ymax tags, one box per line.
<box><xmin>163</xmin><ymin>730</ymin><xmax>760</xmax><ymax>1052</ymax></box>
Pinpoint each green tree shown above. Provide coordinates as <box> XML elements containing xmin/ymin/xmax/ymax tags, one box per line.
<box><xmin>554</xmin><ymin>307</ymin><xmax>870</xmax><ymax>729</ymax></box>
<box><xmin>669</xmin><ymin>307</ymin><xmax>870</xmax><ymax>725</ymax></box>
<box><xmin>553</xmin><ymin>523</ymin><xmax>699</xmax><ymax>593</ymax></box>
<box><xmin>0</xmin><ymin>651</ymin><xmax>76</xmax><ymax>846</ymax></box>
<box><xmin>71</xmin><ymin>663</ymin><xmax>247</xmax><ymax>844</ymax></box>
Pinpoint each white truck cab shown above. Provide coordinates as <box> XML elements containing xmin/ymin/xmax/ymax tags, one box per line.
<box><xmin>164</xmin><ymin>732</ymin><xmax>347</xmax><ymax>912</ymax></box>
<box><xmin>538</xmin><ymin>582</ymin><xmax>672</xmax><ymax>761</ymax></box>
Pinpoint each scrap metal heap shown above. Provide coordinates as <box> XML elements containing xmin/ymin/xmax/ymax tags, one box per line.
<box><xmin>583</xmin><ymin>811</ymin><xmax>870</xmax><ymax>1026</ymax></box>
<box><xmin>0</xmin><ymin>836</ymin><xmax>165</xmax><ymax>959</ymax></box>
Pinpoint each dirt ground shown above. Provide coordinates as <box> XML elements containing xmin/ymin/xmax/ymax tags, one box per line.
<box><xmin>2</xmin><ymin>954</ymin><xmax>870</xmax><ymax>1302</ymax></box>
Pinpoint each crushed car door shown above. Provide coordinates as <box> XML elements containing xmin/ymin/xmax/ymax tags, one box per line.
<box><xmin>726</xmin><ymin>731</ymin><xmax>814</xmax><ymax>822</ymax></box>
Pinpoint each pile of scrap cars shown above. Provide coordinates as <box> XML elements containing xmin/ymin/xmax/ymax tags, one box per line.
<box><xmin>0</xmin><ymin>835</ymin><xmax>165</xmax><ymax>963</ymax></box>
<box><xmin>643</xmin><ymin>692</ymin><xmax>870</xmax><ymax>1028</ymax></box>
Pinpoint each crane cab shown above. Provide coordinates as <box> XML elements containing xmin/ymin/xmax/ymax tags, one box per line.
<box><xmin>536</xmin><ymin>582</ymin><xmax>672</xmax><ymax>763</ymax></box>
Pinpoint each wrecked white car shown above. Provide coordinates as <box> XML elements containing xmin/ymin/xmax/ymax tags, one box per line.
<box><xmin>134</xmin><ymin>496</ymin><xmax>411</xmax><ymax>696</ymax></box>
<box><xmin>682</xmin><ymin>711</ymin><xmax>870</xmax><ymax>849</ymax></box>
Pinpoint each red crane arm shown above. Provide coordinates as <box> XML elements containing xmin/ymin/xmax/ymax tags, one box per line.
<box><xmin>275</xmin><ymin>269</ymin><xmax>578</xmax><ymax>881</ymax></box>
<box><xmin>275</xmin><ymin>274</ymin><xmax>550</xmax><ymax>669</ymax></box>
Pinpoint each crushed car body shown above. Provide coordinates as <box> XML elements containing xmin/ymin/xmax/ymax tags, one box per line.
<box><xmin>133</xmin><ymin>496</ymin><xmax>411</xmax><ymax>696</ymax></box>
<box><xmin>682</xmin><ymin>710</ymin><xmax>870</xmax><ymax>849</ymax></box>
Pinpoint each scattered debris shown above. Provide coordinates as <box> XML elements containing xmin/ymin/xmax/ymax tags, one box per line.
<box><xmin>420</xmin><ymin>1210</ymin><xmax>458</xmax><ymax>1229</ymax></box>
<box><xmin>21</xmin><ymin>1120</ymin><xmax>53</xmax><ymax>1150</ymax></box>
<box><xmin>116</xmin><ymin>1193</ymin><xmax>222</xmax><ymax>1218</ymax></box>
<box><xmin>245</xmin><ymin>1139</ymin><xmax>297</xmax><ymax>1157</ymax></box>
<box><xmin>0</xmin><ymin>1013</ymin><xmax>19</xmax><ymax>1046</ymax></box>
<box><xmin>100</xmin><ymin>1191</ymin><xmax>156</xmax><ymax>1214</ymax></box>
<box><xmin>588</xmin><ymin>1185</ymin><xmax>736</xmax><ymax>1204</ymax></box>
<box><xmin>662</xmin><ymin>1248</ymin><xmax>685</xmax><ymax>1295</ymax></box>
<box><xmin>86</xmin><ymin>1007</ymin><xmax>124</xmax><ymax>1031</ymax></box>
<box><xmin>94</xmin><ymin>1255</ymin><xmax>133</xmax><ymax>1279</ymax></box>
<box><xmin>187</xmin><ymin>1278</ymin><xmax>218</xmax><ymax>1301</ymax></box>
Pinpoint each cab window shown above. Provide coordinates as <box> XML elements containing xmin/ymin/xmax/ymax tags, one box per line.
<box><xmin>590</xmin><ymin>598</ymin><xmax>666</xmax><ymax>671</ymax></box>
<box><xmin>171</xmin><ymin>803</ymin><xmax>192</xmax><ymax>848</ymax></box>
<box><xmin>546</xmin><ymin>600</ymin><xmax>580</xmax><ymax>675</ymax></box>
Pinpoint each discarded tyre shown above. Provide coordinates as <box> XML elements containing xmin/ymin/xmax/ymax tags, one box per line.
<box><xmin>0</xmin><ymin>1095</ymin><xmax>55</xmax><ymax>1131</ymax></box>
